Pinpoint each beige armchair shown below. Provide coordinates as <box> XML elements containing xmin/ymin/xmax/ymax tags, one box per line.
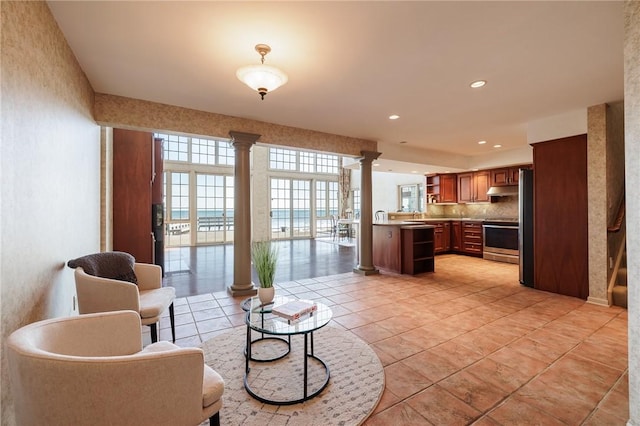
<box><xmin>74</xmin><ymin>262</ymin><xmax>175</xmax><ymax>343</ymax></box>
<box><xmin>7</xmin><ymin>311</ymin><xmax>224</xmax><ymax>426</ymax></box>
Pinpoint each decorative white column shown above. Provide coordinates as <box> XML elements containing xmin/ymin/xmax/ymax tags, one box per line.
<box><xmin>227</xmin><ymin>131</ymin><xmax>260</xmax><ymax>296</ymax></box>
<box><xmin>354</xmin><ymin>150</ymin><xmax>381</xmax><ymax>275</ymax></box>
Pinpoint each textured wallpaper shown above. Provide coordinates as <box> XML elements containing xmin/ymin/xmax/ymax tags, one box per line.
<box><xmin>94</xmin><ymin>93</ymin><xmax>377</xmax><ymax>157</ymax></box>
<box><xmin>1</xmin><ymin>2</ymin><xmax>99</xmax><ymax>424</ymax></box>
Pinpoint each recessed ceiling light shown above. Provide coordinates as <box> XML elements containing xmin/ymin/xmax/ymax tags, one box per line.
<box><xmin>470</xmin><ymin>80</ymin><xmax>486</xmax><ymax>88</ymax></box>
<box><xmin>389</xmin><ymin>114</ymin><xmax>400</xmax><ymax>120</ymax></box>
<box><xmin>493</xmin><ymin>144</ymin><xmax>502</xmax><ymax>148</ymax></box>
<box><xmin>478</xmin><ymin>140</ymin><xmax>487</xmax><ymax>145</ymax></box>
<box><xmin>399</xmin><ymin>140</ymin><xmax>407</xmax><ymax>144</ymax></box>
<box><xmin>373</xmin><ymin>163</ymin><xmax>380</xmax><ymax>167</ymax></box>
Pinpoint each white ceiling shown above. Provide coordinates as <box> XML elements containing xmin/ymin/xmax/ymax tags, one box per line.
<box><xmin>47</xmin><ymin>1</ymin><xmax>624</xmax><ymax>174</ymax></box>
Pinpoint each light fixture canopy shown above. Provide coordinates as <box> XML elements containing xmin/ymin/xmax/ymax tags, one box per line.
<box><xmin>236</xmin><ymin>44</ymin><xmax>288</xmax><ymax>100</ymax></box>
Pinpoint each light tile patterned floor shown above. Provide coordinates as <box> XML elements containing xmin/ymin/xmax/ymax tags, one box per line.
<box><xmin>152</xmin><ymin>254</ymin><xmax>629</xmax><ymax>425</ymax></box>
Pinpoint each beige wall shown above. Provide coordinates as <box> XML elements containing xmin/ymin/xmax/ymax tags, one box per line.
<box><xmin>596</xmin><ymin>102</ymin><xmax>626</xmax><ymax>305</ymax></box>
<box><xmin>0</xmin><ymin>2</ymin><xmax>100</xmax><ymax>424</ymax></box>
<box><xmin>605</xmin><ymin>103</ymin><xmax>626</xmax><ymax>285</ymax></box>
<box><xmin>94</xmin><ymin>93</ymin><xmax>376</xmax><ymax>157</ymax></box>
<box><xmin>625</xmin><ymin>1</ymin><xmax>640</xmax><ymax>423</ymax></box>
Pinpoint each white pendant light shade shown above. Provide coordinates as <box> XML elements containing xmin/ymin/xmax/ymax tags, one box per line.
<box><xmin>236</xmin><ymin>44</ymin><xmax>288</xmax><ymax>100</ymax></box>
<box><xmin>236</xmin><ymin>64</ymin><xmax>288</xmax><ymax>94</ymax></box>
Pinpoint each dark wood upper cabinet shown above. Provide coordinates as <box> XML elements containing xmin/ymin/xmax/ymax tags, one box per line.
<box><xmin>457</xmin><ymin>171</ymin><xmax>490</xmax><ymax>203</ymax></box>
<box><xmin>491</xmin><ymin>168</ymin><xmax>509</xmax><ymax>186</ymax></box>
<box><xmin>474</xmin><ymin>171</ymin><xmax>490</xmax><ymax>202</ymax></box>
<box><xmin>533</xmin><ymin>134</ymin><xmax>588</xmax><ymax>299</ymax></box>
<box><xmin>440</xmin><ymin>175</ymin><xmax>457</xmax><ymax>203</ymax></box>
<box><xmin>113</xmin><ymin>129</ymin><xmax>155</xmax><ymax>264</ymax></box>
<box><xmin>426</xmin><ymin>174</ymin><xmax>457</xmax><ymax>204</ymax></box>
<box><xmin>491</xmin><ymin>166</ymin><xmax>529</xmax><ymax>186</ymax></box>
<box><xmin>457</xmin><ymin>173</ymin><xmax>473</xmax><ymax>203</ymax></box>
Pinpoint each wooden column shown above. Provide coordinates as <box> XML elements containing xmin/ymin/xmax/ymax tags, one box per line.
<box><xmin>227</xmin><ymin>132</ymin><xmax>260</xmax><ymax>296</ymax></box>
<box><xmin>354</xmin><ymin>150</ymin><xmax>381</xmax><ymax>275</ymax></box>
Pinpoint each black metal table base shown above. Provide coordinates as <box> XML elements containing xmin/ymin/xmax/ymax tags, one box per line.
<box><xmin>244</xmin><ymin>334</ymin><xmax>291</xmax><ymax>362</ymax></box>
<box><xmin>244</xmin><ymin>330</ymin><xmax>331</xmax><ymax>405</ymax></box>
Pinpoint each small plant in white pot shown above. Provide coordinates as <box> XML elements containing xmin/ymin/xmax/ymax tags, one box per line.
<box><xmin>252</xmin><ymin>241</ymin><xmax>278</xmax><ymax>304</ymax></box>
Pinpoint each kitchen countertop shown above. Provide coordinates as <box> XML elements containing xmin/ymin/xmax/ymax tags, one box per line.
<box><xmin>374</xmin><ymin>218</ymin><xmax>485</xmax><ymax>226</ymax></box>
<box><xmin>403</xmin><ymin>218</ymin><xmax>485</xmax><ymax>222</ymax></box>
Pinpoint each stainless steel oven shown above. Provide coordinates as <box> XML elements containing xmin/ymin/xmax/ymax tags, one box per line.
<box><xmin>483</xmin><ymin>219</ymin><xmax>519</xmax><ymax>264</ymax></box>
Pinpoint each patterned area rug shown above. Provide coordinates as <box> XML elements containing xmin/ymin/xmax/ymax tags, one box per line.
<box><xmin>201</xmin><ymin>325</ymin><xmax>384</xmax><ymax>425</ymax></box>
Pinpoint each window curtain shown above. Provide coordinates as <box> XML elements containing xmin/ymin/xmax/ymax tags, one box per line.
<box><xmin>339</xmin><ymin>167</ymin><xmax>351</xmax><ymax>218</ymax></box>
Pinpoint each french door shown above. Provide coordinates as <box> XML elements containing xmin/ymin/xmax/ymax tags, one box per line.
<box><xmin>270</xmin><ymin>178</ymin><xmax>311</xmax><ymax>239</ymax></box>
<box><xmin>195</xmin><ymin>173</ymin><xmax>234</xmax><ymax>244</ymax></box>
<box><xmin>315</xmin><ymin>180</ymin><xmax>339</xmax><ymax>237</ymax></box>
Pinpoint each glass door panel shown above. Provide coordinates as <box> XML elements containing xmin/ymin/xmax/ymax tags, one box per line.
<box><xmin>196</xmin><ymin>174</ymin><xmax>234</xmax><ymax>244</ymax></box>
<box><xmin>165</xmin><ymin>172</ymin><xmax>191</xmax><ymax>247</ymax></box>
<box><xmin>292</xmin><ymin>180</ymin><xmax>311</xmax><ymax>238</ymax></box>
<box><xmin>315</xmin><ymin>180</ymin><xmax>338</xmax><ymax>238</ymax></box>
<box><xmin>271</xmin><ymin>178</ymin><xmax>291</xmax><ymax>239</ymax></box>
<box><xmin>270</xmin><ymin>178</ymin><xmax>311</xmax><ymax>239</ymax></box>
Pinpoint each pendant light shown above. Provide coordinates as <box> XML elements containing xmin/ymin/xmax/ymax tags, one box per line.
<box><xmin>236</xmin><ymin>44</ymin><xmax>288</xmax><ymax>100</ymax></box>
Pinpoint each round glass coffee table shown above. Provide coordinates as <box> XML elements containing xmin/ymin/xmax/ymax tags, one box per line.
<box><xmin>243</xmin><ymin>295</ymin><xmax>333</xmax><ymax>405</ymax></box>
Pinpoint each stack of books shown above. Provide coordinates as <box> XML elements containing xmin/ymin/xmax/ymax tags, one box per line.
<box><xmin>272</xmin><ymin>300</ymin><xmax>318</xmax><ymax>323</ymax></box>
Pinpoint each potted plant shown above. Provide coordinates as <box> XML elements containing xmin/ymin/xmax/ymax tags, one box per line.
<box><xmin>251</xmin><ymin>240</ymin><xmax>278</xmax><ymax>304</ymax></box>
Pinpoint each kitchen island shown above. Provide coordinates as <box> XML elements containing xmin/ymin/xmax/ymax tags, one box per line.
<box><xmin>373</xmin><ymin>223</ymin><xmax>436</xmax><ymax>274</ymax></box>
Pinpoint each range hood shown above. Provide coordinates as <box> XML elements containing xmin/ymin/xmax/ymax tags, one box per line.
<box><xmin>487</xmin><ymin>185</ymin><xmax>519</xmax><ymax>197</ymax></box>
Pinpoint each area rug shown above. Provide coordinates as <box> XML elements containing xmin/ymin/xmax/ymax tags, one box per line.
<box><xmin>200</xmin><ymin>325</ymin><xmax>384</xmax><ymax>425</ymax></box>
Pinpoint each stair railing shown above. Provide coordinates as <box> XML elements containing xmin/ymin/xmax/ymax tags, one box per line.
<box><xmin>606</xmin><ymin>194</ymin><xmax>626</xmax><ymax>306</ymax></box>
<box><xmin>607</xmin><ymin>195</ymin><xmax>625</xmax><ymax>233</ymax></box>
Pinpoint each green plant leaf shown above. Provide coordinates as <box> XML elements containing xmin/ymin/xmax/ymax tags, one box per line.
<box><xmin>251</xmin><ymin>241</ymin><xmax>278</xmax><ymax>288</ymax></box>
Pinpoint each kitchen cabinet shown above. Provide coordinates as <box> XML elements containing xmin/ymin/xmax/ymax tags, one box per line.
<box><xmin>533</xmin><ymin>135</ymin><xmax>588</xmax><ymax>299</ymax></box>
<box><xmin>451</xmin><ymin>221</ymin><xmax>462</xmax><ymax>251</ymax></box>
<box><xmin>490</xmin><ymin>165</ymin><xmax>531</xmax><ymax>187</ymax></box>
<box><xmin>461</xmin><ymin>221</ymin><xmax>483</xmax><ymax>256</ymax></box>
<box><xmin>113</xmin><ymin>129</ymin><xmax>156</xmax><ymax>264</ymax></box>
<box><xmin>490</xmin><ymin>167</ymin><xmax>518</xmax><ymax>186</ymax></box>
<box><xmin>373</xmin><ymin>224</ymin><xmax>435</xmax><ymax>274</ymax></box>
<box><xmin>401</xmin><ymin>226</ymin><xmax>436</xmax><ymax>274</ymax></box>
<box><xmin>373</xmin><ymin>224</ymin><xmax>402</xmax><ymax>273</ymax></box>
<box><xmin>443</xmin><ymin>222</ymin><xmax>451</xmax><ymax>251</ymax></box>
<box><xmin>426</xmin><ymin>174</ymin><xmax>457</xmax><ymax>204</ymax></box>
<box><xmin>457</xmin><ymin>171</ymin><xmax>490</xmax><ymax>203</ymax></box>
<box><xmin>433</xmin><ymin>221</ymin><xmax>451</xmax><ymax>253</ymax></box>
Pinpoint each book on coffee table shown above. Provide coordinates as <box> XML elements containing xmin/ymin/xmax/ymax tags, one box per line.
<box><xmin>272</xmin><ymin>300</ymin><xmax>317</xmax><ymax>322</ymax></box>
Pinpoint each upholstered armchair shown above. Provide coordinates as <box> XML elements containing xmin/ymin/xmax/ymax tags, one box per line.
<box><xmin>7</xmin><ymin>310</ymin><xmax>224</xmax><ymax>426</ymax></box>
<box><xmin>69</xmin><ymin>252</ymin><xmax>175</xmax><ymax>343</ymax></box>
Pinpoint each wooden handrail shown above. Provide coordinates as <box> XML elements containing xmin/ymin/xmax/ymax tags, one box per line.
<box><xmin>607</xmin><ymin>196</ymin><xmax>625</xmax><ymax>233</ymax></box>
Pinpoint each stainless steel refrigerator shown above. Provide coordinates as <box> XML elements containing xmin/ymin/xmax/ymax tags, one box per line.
<box><xmin>519</xmin><ymin>169</ymin><xmax>534</xmax><ymax>287</ymax></box>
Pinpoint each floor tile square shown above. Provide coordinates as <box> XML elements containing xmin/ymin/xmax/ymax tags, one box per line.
<box><xmin>406</xmin><ymin>384</ymin><xmax>481</xmax><ymax>425</ymax></box>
